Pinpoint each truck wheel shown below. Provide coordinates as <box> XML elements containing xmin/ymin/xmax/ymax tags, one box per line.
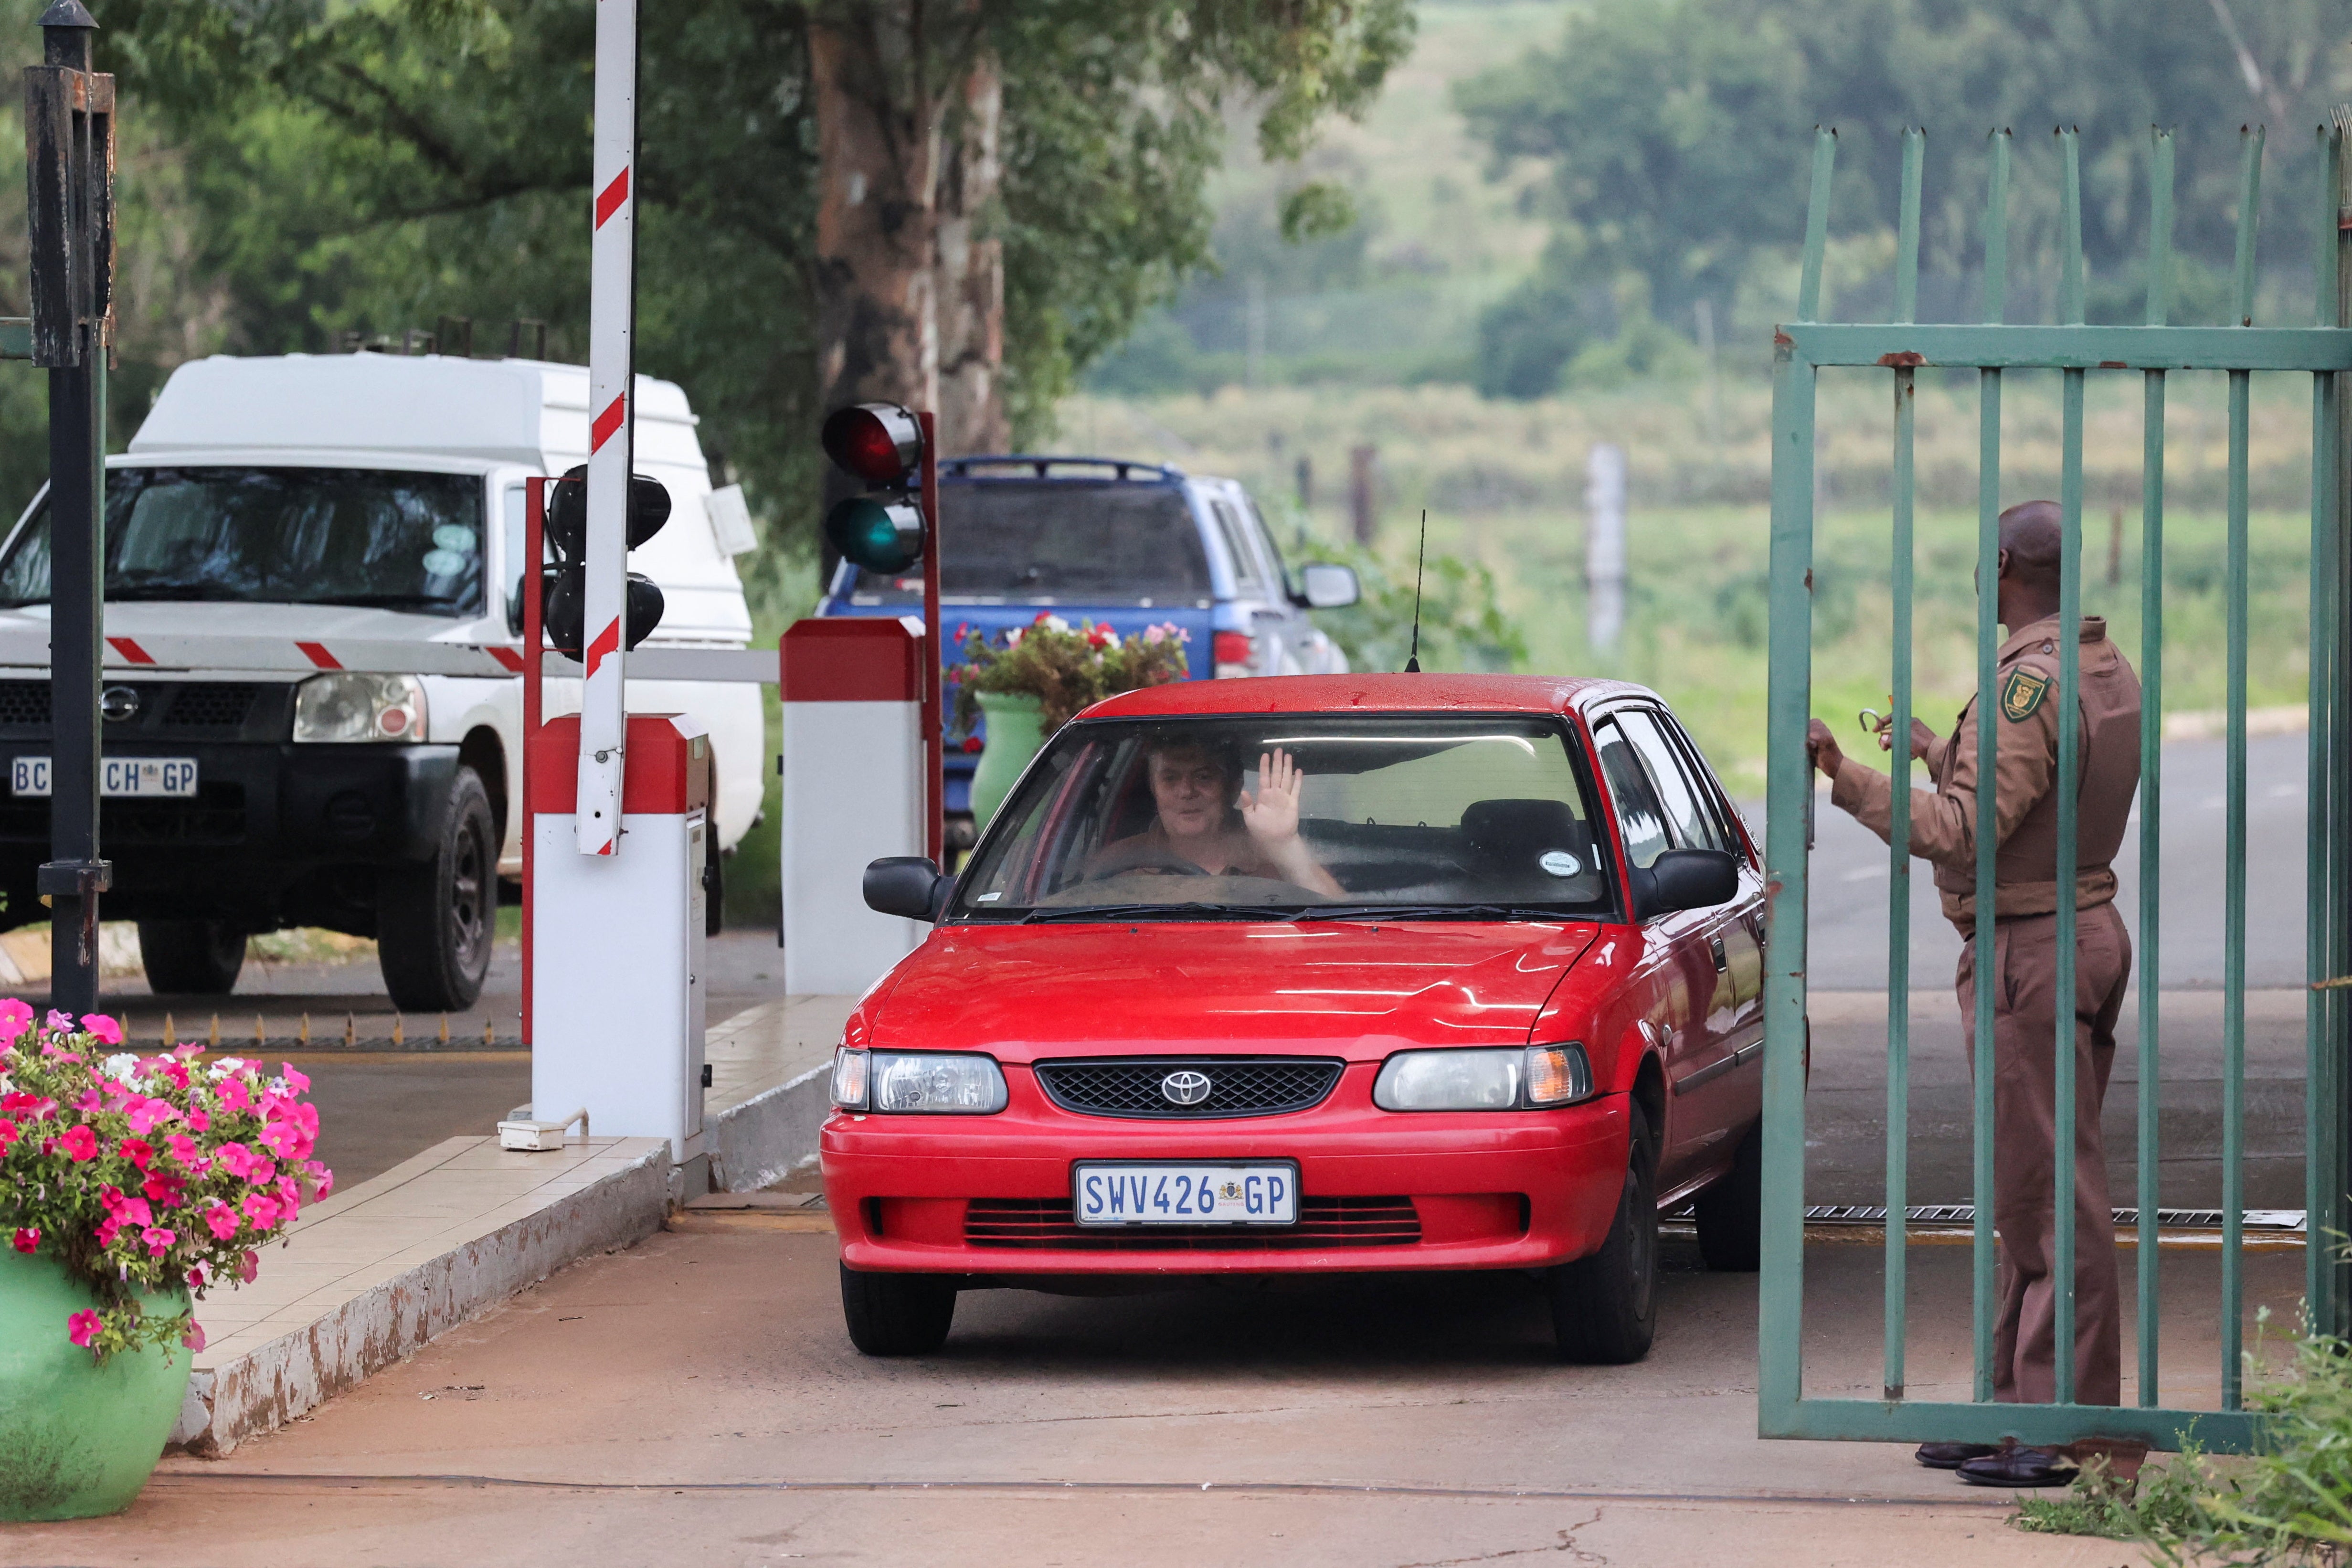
<box><xmin>839</xmin><ymin>1263</ymin><xmax>955</xmax><ymax>1356</ymax></box>
<box><xmin>377</xmin><ymin>766</ymin><xmax>495</xmax><ymax>1013</ymax></box>
<box><xmin>1547</xmin><ymin>1100</ymin><xmax>1659</xmax><ymax>1364</ymax></box>
<box><xmin>1693</xmin><ymin>1120</ymin><xmax>1763</xmax><ymax>1272</ymax></box>
<box><xmin>137</xmin><ymin>919</ymin><xmax>245</xmax><ymax>996</ymax></box>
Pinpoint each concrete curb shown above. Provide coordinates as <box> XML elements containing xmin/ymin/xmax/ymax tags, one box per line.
<box><xmin>169</xmin><ymin>1141</ymin><xmax>668</xmax><ymax>1457</ymax></box>
<box><xmin>709</xmin><ymin>1059</ymin><xmax>831</xmax><ymax>1192</ymax></box>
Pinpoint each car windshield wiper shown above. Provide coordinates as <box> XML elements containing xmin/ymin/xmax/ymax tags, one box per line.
<box><xmin>1014</xmin><ymin>901</ymin><xmax>1308</xmax><ymax>924</ymax></box>
<box><xmin>1285</xmin><ymin>903</ymin><xmax>1584</xmax><ymax>922</ymax></box>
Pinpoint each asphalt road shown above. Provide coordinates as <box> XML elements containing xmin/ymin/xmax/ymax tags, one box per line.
<box><xmin>18</xmin><ymin>1226</ymin><xmax>2302</xmax><ymax>1567</ymax></box>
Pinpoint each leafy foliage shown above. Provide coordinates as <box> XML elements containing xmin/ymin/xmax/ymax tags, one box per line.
<box><xmin>2015</xmin><ymin>1314</ymin><xmax>2352</xmax><ymax>1565</ymax></box>
<box><xmin>1456</xmin><ymin>0</ymin><xmax>2352</xmax><ymax>397</ymax></box>
<box><xmin>1293</xmin><ymin>535</ymin><xmax>1526</xmax><ymax>676</ymax></box>
<box><xmin>951</xmin><ymin>614</ymin><xmax>1190</xmax><ymax>735</ymax></box>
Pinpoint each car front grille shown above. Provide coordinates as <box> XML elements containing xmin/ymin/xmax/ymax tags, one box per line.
<box><xmin>0</xmin><ymin>679</ymin><xmax>268</xmax><ymax>735</ymax></box>
<box><xmin>964</xmin><ymin>1196</ymin><xmax>1421</xmax><ymax>1250</ymax></box>
<box><xmin>1033</xmin><ymin>1056</ymin><xmax>1344</xmax><ymax>1119</ymax></box>
<box><xmin>0</xmin><ymin>784</ymin><xmax>247</xmax><ymax>846</ymax></box>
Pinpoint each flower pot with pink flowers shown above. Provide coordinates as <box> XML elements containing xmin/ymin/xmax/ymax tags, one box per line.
<box><xmin>952</xmin><ymin>616</ymin><xmax>1189</xmax><ymax>830</ymax></box>
<box><xmin>0</xmin><ymin>1003</ymin><xmax>330</xmax><ymax>1519</ymax></box>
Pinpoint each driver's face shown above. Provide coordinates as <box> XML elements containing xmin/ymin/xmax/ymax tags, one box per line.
<box><xmin>1149</xmin><ymin>749</ymin><xmax>1230</xmax><ymax>840</ymax></box>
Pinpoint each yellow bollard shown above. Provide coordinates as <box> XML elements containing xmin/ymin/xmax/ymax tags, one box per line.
<box><xmin>209</xmin><ymin>1015</ymin><xmax>220</xmax><ymax>1048</ymax></box>
<box><xmin>392</xmin><ymin>1013</ymin><xmax>404</xmax><ymax>1048</ymax></box>
<box><xmin>162</xmin><ymin>1013</ymin><xmax>175</xmax><ymax>1048</ymax></box>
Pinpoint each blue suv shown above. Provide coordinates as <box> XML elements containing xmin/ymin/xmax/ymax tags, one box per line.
<box><xmin>816</xmin><ymin>456</ymin><xmax>1359</xmax><ymax>846</ymax></box>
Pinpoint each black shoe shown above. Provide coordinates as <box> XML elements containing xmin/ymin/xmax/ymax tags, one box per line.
<box><xmin>1915</xmin><ymin>1441</ymin><xmax>1998</xmax><ymax>1469</ymax></box>
<box><xmin>1956</xmin><ymin>1446</ymin><xmax>2078</xmax><ymax>1487</ymax></box>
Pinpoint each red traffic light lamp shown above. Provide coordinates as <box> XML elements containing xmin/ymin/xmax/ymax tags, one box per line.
<box><xmin>822</xmin><ymin>402</ymin><xmax>924</xmax><ymax>487</ymax></box>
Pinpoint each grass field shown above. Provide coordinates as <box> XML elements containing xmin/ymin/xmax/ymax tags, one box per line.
<box><xmin>1063</xmin><ymin>377</ymin><xmax>2322</xmax><ymax>791</ymax></box>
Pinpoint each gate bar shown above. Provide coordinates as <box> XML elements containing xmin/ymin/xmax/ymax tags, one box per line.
<box><xmin>2137</xmin><ymin>125</ymin><xmax>2173</xmax><ymax>1407</ymax></box>
<box><xmin>2053</xmin><ymin>127</ymin><xmax>2085</xmax><ymax>1406</ymax></box>
<box><xmin>2309</xmin><ymin>124</ymin><xmax>2341</xmax><ymax>1335</ymax></box>
<box><xmin>1971</xmin><ymin>127</ymin><xmax>2010</xmax><ymax>1404</ymax></box>
<box><xmin>1883</xmin><ymin>124</ymin><xmax>1924</xmax><ymax>1403</ymax></box>
<box><xmin>2222</xmin><ymin>124</ymin><xmax>2264</xmax><ymax>1408</ymax></box>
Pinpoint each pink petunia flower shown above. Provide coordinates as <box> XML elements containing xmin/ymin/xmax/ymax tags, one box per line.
<box><xmin>240</xmin><ymin>1192</ymin><xmax>282</xmax><ymax>1230</ymax></box>
<box><xmin>237</xmin><ymin>1250</ymin><xmax>258</xmax><ymax>1285</ymax></box>
<box><xmin>0</xmin><ymin>1117</ymin><xmax>15</xmax><ymax>1154</ymax></box>
<box><xmin>184</xmin><ymin>1107</ymin><xmax>210</xmax><ymax>1133</ymax></box>
<box><xmin>305</xmin><ymin>1161</ymin><xmax>335</xmax><ymax>1198</ymax></box>
<box><xmin>140</xmin><ymin>1226</ymin><xmax>175</xmax><ymax>1258</ymax></box>
<box><xmin>186</xmin><ymin>1262</ymin><xmax>204</xmax><ymax>1290</ymax></box>
<box><xmin>78</xmin><ymin>1013</ymin><xmax>123</xmax><ymax>1046</ymax></box>
<box><xmin>216</xmin><ymin>1077</ymin><xmax>251</xmax><ymax>1114</ymax></box>
<box><xmin>56</xmin><ymin>1124</ymin><xmax>97</xmax><ymax>1161</ymax></box>
<box><xmin>11</xmin><ymin>1227</ymin><xmax>36</xmax><ymax>1253</ymax></box>
<box><xmin>181</xmin><ymin>1320</ymin><xmax>205</xmax><ymax>1352</ymax></box>
<box><xmin>213</xmin><ymin>1141</ymin><xmax>258</xmax><ymax>1180</ymax></box>
<box><xmin>0</xmin><ymin>997</ymin><xmax>31</xmax><ymax>1041</ymax></box>
<box><xmin>201</xmin><ymin>1202</ymin><xmax>238</xmax><ymax>1241</ymax></box>
<box><xmin>45</xmin><ymin>1009</ymin><xmax>74</xmax><ymax>1033</ymax></box>
<box><xmin>278</xmin><ymin>1063</ymin><xmax>310</xmax><ymax>1094</ymax></box>
<box><xmin>165</xmin><ymin>1132</ymin><xmax>201</xmax><ymax>1165</ymax></box>
<box><xmin>0</xmin><ymin>1090</ymin><xmax>50</xmax><ymax>1119</ymax></box>
<box><xmin>95</xmin><ymin>1216</ymin><xmax>123</xmax><ymax>1247</ymax></box>
<box><xmin>126</xmin><ymin>1097</ymin><xmax>177</xmax><ymax>1135</ymax></box>
<box><xmin>67</xmin><ymin>1309</ymin><xmax>100</xmax><ymax>1348</ymax></box>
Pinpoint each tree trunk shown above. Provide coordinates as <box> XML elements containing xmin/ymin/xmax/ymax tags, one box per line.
<box><xmin>933</xmin><ymin>50</ymin><xmax>1006</xmax><ymax>456</ymax></box>
<box><xmin>810</xmin><ymin>6</ymin><xmax>939</xmax><ymax>432</ymax></box>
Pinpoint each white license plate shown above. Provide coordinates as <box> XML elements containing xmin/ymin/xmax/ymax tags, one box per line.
<box><xmin>1073</xmin><ymin>1162</ymin><xmax>1299</xmax><ymax>1226</ymax></box>
<box><xmin>11</xmin><ymin>757</ymin><xmax>199</xmax><ymax>798</ymax></box>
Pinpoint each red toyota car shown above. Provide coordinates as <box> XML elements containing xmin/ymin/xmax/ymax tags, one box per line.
<box><xmin>824</xmin><ymin>674</ymin><xmax>1766</xmax><ymax>1363</ymax></box>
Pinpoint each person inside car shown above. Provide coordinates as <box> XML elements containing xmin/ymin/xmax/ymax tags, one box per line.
<box><xmin>1083</xmin><ymin>736</ymin><xmax>1345</xmax><ymax>896</ymax></box>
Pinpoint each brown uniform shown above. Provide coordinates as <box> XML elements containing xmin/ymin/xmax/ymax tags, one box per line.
<box><xmin>1830</xmin><ymin>614</ymin><xmax>2141</xmax><ymax>1408</ymax></box>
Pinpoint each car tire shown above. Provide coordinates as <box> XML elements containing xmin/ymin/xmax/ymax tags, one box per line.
<box><xmin>136</xmin><ymin>918</ymin><xmax>245</xmax><ymax>996</ymax></box>
<box><xmin>839</xmin><ymin>1263</ymin><xmax>956</xmax><ymax>1356</ymax></box>
<box><xmin>377</xmin><ymin>766</ymin><xmax>496</xmax><ymax>1014</ymax></box>
<box><xmin>1693</xmin><ymin>1120</ymin><xmax>1763</xmax><ymax>1272</ymax></box>
<box><xmin>1547</xmin><ymin>1100</ymin><xmax>1659</xmax><ymax>1365</ymax></box>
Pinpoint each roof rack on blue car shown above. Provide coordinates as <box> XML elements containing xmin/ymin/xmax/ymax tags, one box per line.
<box><xmin>938</xmin><ymin>455</ymin><xmax>1186</xmax><ymax>482</ymax></box>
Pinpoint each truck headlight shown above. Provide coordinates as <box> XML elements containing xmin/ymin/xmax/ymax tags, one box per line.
<box><xmin>830</xmin><ymin>1048</ymin><xmax>1006</xmax><ymax>1114</ymax></box>
<box><xmin>294</xmin><ymin>673</ymin><xmax>427</xmax><ymax>742</ymax></box>
<box><xmin>1373</xmin><ymin>1043</ymin><xmax>1594</xmax><ymax>1111</ymax></box>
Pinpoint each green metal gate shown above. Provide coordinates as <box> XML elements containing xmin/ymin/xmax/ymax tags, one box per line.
<box><xmin>1760</xmin><ymin>122</ymin><xmax>2352</xmax><ymax>1452</ymax></box>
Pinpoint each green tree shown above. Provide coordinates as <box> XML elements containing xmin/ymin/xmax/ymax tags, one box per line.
<box><xmin>1458</xmin><ymin>0</ymin><xmax>2352</xmax><ymax>398</ymax></box>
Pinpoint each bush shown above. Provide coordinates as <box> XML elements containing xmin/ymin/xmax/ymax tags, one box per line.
<box><xmin>1293</xmin><ymin>535</ymin><xmax>1526</xmax><ymax>676</ymax></box>
<box><xmin>2015</xmin><ymin>1313</ymin><xmax>2352</xmax><ymax>1565</ymax></box>
<box><xmin>950</xmin><ymin>614</ymin><xmax>1191</xmax><ymax>736</ymax></box>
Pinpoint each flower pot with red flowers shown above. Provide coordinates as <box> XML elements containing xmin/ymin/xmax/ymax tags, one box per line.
<box><xmin>952</xmin><ymin>616</ymin><xmax>1190</xmax><ymax>830</ymax></box>
<box><xmin>0</xmin><ymin>1004</ymin><xmax>331</xmax><ymax>1519</ymax></box>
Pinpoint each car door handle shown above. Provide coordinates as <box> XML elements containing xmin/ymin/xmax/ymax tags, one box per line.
<box><xmin>1710</xmin><ymin>935</ymin><xmax>1728</xmax><ymax>972</ymax></box>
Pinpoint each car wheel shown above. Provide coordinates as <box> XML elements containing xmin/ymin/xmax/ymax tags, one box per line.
<box><xmin>1693</xmin><ymin>1120</ymin><xmax>1763</xmax><ymax>1272</ymax></box>
<box><xmin>136</xmin><ymin>918</ymin><xmax>246</xmax><ymax>996</ymax></box>
<box><xmin>838</xmin><ymin>1262</ymin><xmax>956</xmax><ymax>1356</ymax></box>
<box><xmin>377</xmin><ymin>766</ymin><xmax>496</xmax><ymax>1013</ymax></box>
<box><xmin>1547</xmin><ymin>1100</ymin><xmax>1659</xmax><ymax>1364</ymax></box>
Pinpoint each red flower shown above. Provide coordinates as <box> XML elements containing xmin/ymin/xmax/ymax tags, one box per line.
<box><xmin>56</xmin><ymin>1124</ymin><xmax>97</xmax><ymax>1161</ymax></box>
<box><xmin>142</xmin><ymin>1171</ymin><xmax>186</xmax><ymax>1206</ymax></box>
<box><xmin>118</xmin><ymin>1137</ymin><xmax>155</xmax><ymax>1171</ymax></box>
<box><xmin>961</xmin><ymin>736</ymin><xmax>984</xmax><ymax>753</ymax></box>
<box><xmin>10</xmin><ymin>1227</ymin><xmax>36</xmax><ymax>1254</ymax></box>
<box><xmin>1033</xmin><ymin>611</ymin><xmax>1052</xmax><ymax>625</ymax></box>
<box><xmin>0</xmin><ymin>1118</ymin><xmax>15</xmax><ymax>1154</ymax></box>
<box><xmin>67</xmin><ymin>1309</ymin><xmax>99</xmax><ymax>1348</ymax></box>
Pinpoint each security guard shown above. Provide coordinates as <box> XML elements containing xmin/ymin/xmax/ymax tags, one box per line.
<box><xmin>1807</xmin><ymin>499</ymin><xmax>2142</xmax><ymax>1488</ymax></box>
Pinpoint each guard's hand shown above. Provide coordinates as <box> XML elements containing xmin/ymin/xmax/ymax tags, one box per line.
<box><xmin>1806</xmin><ymin>718</ymin><xmax>1844</xmax><ymax>780</ymax></box>
<box><xmin>1902</xmin><ymin>717</ymin><xmax>1937</xmax><ymax>762</ymax></box>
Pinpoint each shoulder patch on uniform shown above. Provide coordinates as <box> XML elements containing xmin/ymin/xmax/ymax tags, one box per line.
<box><xmin>2000</xmin><ymin>666</ymin><xmax>2052</xmax><ymax>722</ymax></box>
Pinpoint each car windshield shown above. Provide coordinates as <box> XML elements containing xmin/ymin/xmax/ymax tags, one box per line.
<box><xmin>846</xmin><ymin>478</ymin><xmax>1210</xmax><ymax>607</ymax></box>
<box><xmin>0</xmin><ymin>466</ymin><xmax>485</xmax><ymax>614</ymax></box>
<box><xmin>952</xmin><ymin>714</ymin><xmax>1614</xmax><ymax>921</ymax></box>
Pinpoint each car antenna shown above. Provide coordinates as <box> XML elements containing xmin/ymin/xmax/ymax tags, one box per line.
<box><xmin>1404</xmin><ymin>508</ymin><xmax>1427</xmax><ymax>672</ymax></box>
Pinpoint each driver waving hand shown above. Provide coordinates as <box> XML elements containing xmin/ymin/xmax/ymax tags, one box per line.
<box><xmin>1085</xmin><ymin>739</ymin><xmax>1343</xmax><ymax>897</ymax></box>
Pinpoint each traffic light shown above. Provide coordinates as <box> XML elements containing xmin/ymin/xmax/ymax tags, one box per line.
<box><xmin>541</xmin><ymin>463</ymin><xmax>671</xmax><ymax>658</ymax></box>
<box><xmin>821</xmin><ymin>403</ymin><xmax>927</xmax><ymax>574</ymax></box>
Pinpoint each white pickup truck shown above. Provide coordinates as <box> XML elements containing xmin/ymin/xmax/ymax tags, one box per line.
<box><xmin>0</xmin><ymin>351</ymin><xmax>766</xmax><ymax>1011</ymax></box>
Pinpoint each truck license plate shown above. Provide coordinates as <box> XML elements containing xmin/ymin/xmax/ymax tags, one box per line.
<box><xmin>11</xmin><ymin>757</ymin><xmax>199</xmax><ymax>798</ymax></box>
<box><xmin>1073</xmin><ymin>1162</ymin><xmax>1298</xmax><ymax>1226</ymax></box>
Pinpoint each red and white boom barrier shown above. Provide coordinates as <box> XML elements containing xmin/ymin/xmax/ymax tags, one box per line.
<box><xmin>780</xmin><ymin>617</ymin><xmax>928</xmax><ymax>994</ymax></box>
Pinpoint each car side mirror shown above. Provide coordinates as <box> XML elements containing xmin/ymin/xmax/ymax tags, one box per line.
<box><xmin>1297</xmin><ymin>562</ymin><xmax>1359</xmax><ymax>609</ymax></box>
<box><xmin>1634</xmin><ymin>848</ymin><xmax>1738</xmax><ymax>919</ymax></box>
<box><xmin>864</xmin><ymin>856</ymin><xmax>953</xmax><ymax>922</ymax></box>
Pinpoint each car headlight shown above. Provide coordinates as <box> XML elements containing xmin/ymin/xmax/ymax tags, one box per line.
<box><xmin>829</xmin><ymin>1048</ymin><xmax>1006</xmax><ymax>1114</ymax></box>
<box><xmin>1373</xmin><ymin>1043</ymin><xmax>1594</xmax><ymax>1111</ymax></box>
<box><xmin>294</xmin><ymin>673</ymin><xmax>427</xmax><ymax>742</ymax></box>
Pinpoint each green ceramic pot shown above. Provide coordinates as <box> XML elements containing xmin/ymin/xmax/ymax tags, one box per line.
<box><xmin>0</xmin><ymin>1252</ymin><xmax>191</xmax><ymax>1520</ymax></box>
<box><xmin>969</xmin><ymin>690</ymin><xmax>1048</xmax><ymax>832</ymax></box>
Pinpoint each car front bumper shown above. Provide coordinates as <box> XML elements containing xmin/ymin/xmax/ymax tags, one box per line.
<box><xmin>823</xmin><ymin>1064</ymin><xmax>1631</xmax><ymax>1277</ymax></box>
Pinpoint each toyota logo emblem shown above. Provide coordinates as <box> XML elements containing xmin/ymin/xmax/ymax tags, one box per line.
<box><xmin>1160</xmin><ymin>1070</ymin><xmax>1212</xmax><ymax>1107</ymax></box>
<box><xmin>99</xmin><ymin>686</ymin><xmax>140</xmax><ymax>723</ymax></box>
